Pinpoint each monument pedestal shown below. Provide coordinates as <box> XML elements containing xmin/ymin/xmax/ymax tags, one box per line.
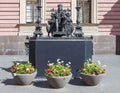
<box><xmin>29</xmin><ymin>37</ymin><xmax>93</xmax><ymax>77</ymax></box>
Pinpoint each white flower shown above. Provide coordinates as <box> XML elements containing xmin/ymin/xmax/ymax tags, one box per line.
<box><xmin>57</xmin><ymin>58</ymin><xmax>60</xmax><ymax>62</ymax></box>
<box><xmin>86</xmin><ymin>60</ymin><xmax>90</xmax><ymax>63</ymax></box>
<box><xmin>68</xmin><ymin>62</ymin><xmax>71</xmax><ymax>64</ymax></box>
<box><xmin>97</xmin><ymin>60</ymin><xmax>101</xmax><ymax>65</ymax></box>
<box><xmin>48</xmin><ymin>63</ymin><xmax>54</xmax><ymax>66</ymax></box>
<box><xmin>66</xmin><ymin>63</ymin><xmax>69</xmax><ymax>66</ymax></box>
<box><xmin>16</xmin><ymin>63</ymin><xmax>20</xmax><ymax>65</ymax></box>
<box><xmin>83</xmin><ymin>68</ymin><xmax>86</xmax><ymax>71</ymax></box>
<box><xmin>26</xmin><ymin>68</ymin><xmax>29</xmax><ymax>71</ymax></box>
<box><xmin>102</xmin><ymin>65</ymin><xmax>107</xmax><ymax>69</ymax></box>
<box><xmin>66</xmin><ymin>63</ymin><xmax>70</xmax><ymax>67</ymax></box>
<box><xmin>57</xmin><ymin>59</ymin><xmax>61</xmax><ymax>64</ymax></box>
<box><xmin>88</xmin><ymin>58</ymin><xmax>92</xmax><ymax>62</ymax></box>
<box><xmin>48</xmin><ymin>60</ymin><xmax>50</xmax><ymax>63</ymax></box>
<box><xmin>61</xmin><ymin>61</ymin><xmax>64</xmax><ymax>63</ymax></box>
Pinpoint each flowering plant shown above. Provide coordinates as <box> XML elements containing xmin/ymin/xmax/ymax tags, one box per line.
<box><xmin>78</xmin><ymin>59</ymin><xmax>106</xmax><ymax>75</ymax></box>
<box><xmin>10</xmin><ymin>61</ymin><xmax>37</xmax><ymax>74</ymax></box>
<box><xmin>45</xmin><ymin>59</ymin><xmax>72</xmax><ymax>76</ymax></box>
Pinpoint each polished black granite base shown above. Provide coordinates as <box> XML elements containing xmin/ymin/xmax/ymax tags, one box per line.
<box><xmin>29</xmin><ymin>37</ymin><xmax>93</xmax><ymax>77</ymax></box>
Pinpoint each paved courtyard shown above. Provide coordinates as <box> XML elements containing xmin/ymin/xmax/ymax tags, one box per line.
<box><xmin>0</xmin><ymin>55</ymin><xmax>120</xmax><ymax>93</ymax></box>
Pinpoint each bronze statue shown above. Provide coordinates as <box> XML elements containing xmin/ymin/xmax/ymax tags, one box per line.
<box><xmin>46</xmin><ymin>4</ymin><xmax>74</xmax><ymax>37</ymax></box>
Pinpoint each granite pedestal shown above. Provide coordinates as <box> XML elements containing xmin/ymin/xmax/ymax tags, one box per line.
<box><xmin>29</xmin><ymin>37</ymin><xmax>93</xmax><ymax>77</ymax></box>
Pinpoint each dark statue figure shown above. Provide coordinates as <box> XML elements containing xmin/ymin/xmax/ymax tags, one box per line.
<box><xmin>46</xmin><ymin>4</ymin><xmax>74</xmax><ymax>37</ymax></box>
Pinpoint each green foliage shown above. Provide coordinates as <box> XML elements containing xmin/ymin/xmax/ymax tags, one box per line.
<box><xmin>10</xmin><ymin>61</ymin><xmax>37</xmax><ymax>74</ymax></box>
<box><xmin>45</xmin><ymin>59</ymin><xmax>72</xmax><ymax>76</ymax></box>
<box><xmin>79</xmin><ymin>60</ymin><xmax>106</xmax><ymax>75</ymax></box>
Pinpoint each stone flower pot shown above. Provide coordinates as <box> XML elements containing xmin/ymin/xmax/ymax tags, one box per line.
<box><xmin>13</xmin><ymin>71</ymin><xmax>37</xmax><ymax>85</ymax></box>
<box><xmin>46</xmin><ymin>74</ymin><xmax>72</xmax><ymax>88</ymax></box>
<box><xmin>80</xmin><ymin>73</ymin><xmax>105</xmax><ymax>86</ymax></box>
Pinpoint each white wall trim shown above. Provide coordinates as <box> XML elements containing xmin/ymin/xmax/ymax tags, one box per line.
<box><xmin>71</xmin><ymin>0</ymin><xmax>76</xmax><ymax>23</ymax></box>
<box><xmin>20</xmin><ymin>0</ymin><xmax>26</xmax><ymax>24</ymax></box>
<box><xmin>91</xmin><ymin>0</ymin><xmax>98</xmax><ymax>24</ymax></box>
<box><xmin>41</xmin><ymin>0</ymin><xmax>45</xmax><ymax>23</ymax></box>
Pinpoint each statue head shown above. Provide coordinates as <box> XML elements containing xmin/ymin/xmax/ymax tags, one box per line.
<box><xmin>58</xmin><ymin>4</ymin><xmax>63</xmax><ymax>11</ymax></box>
<box><xmin>51</xmin><ymin>13</ymin><xmax>54</xmax><ymax>17</ymax></box>
<box><xmin>66</xmin><ymin>12</ymin><xmax>71</xmax><ymax>17</ymax></box>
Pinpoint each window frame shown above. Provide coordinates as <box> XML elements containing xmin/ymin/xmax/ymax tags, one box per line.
<box><xmin>77</xmin><ymin>0</ymin><xmax>91</xmax><ymax>24</ymax></box>
<box><xmin>26</xmin><ymin>0</ymin><xmax>39</xmax><ymax>24</ymax></box>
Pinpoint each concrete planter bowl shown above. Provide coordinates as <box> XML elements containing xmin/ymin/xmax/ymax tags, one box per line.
<box><xmin>46</xmin><ymin>74</ymin><xmax>72</xmax><ymax>88</ymax></box>
<box><xmin>13</xmin><ymin>71</ymin><xmax>37</xmax><ymax>85</ymax></box>
<box><xmin>80</xmin><ymin>73</ymin><xmax>105</xmax><ymax>86</ymax></box>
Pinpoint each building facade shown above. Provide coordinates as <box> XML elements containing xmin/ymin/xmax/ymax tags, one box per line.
<box><xmin>0</xmin><ymin>0</ymin><xmax>120</xmax><ymax>54</ymax></box>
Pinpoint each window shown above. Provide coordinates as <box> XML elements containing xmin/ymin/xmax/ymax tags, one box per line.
<box><xmin>77</xmin><ymin>0</ymin><xmax>91</xmax><ymax>24</ymax></box>
<box><xmin>26</xmin><ymin>1</ymin><xmax>39</xmax><ymax>23</ymax></box>
<box><xmin>26</xmin><ymin>2</ymin><xmax>33</xmax><ymax>23</ymax></box>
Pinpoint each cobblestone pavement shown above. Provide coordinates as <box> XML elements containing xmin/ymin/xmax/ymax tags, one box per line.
<box><xmin>0</xmin><ymin>55</ymin><xmax>120</xmax><ymax>93</ymax></box>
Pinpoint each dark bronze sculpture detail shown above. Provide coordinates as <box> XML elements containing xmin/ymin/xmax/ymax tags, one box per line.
<box><xmin>46</xmin><ymin>4</ymin><xmax>74</xmax><ymax>37</ymax></box>
<box><xmin>33</xmin><ymin>0</ymin><xmax>43</xmax><ymax>38</ymax></box>
<box><xmin>73</xmin><ymin>3</ymin><xmax>84</xmax><ymax>37</ymax></box>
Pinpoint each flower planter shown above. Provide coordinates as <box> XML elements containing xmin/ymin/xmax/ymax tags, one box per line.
<box><xmin>80</xmin><ymin>73</ymin><xmax>105</xmax><ymax>86</ymax></box>
<box><xmin>13</xmin><ymin>71</ymin><xmax>37</xmax><ymax>85</ymax></box>
<box><xmin>46</xmin><ymin>74</ymin><xmax>72</xmax><ymax>88</ymax></box>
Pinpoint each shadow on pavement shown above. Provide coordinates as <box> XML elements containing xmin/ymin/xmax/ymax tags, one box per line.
<box><xmin>1</xmin><ymin>79</ymin><xmax>16</xmax><ymax>85</ymax></box>
<box><xmin>0</xmin><ymin>67</ymin><xmax>11</xmax><ymax>73</ymax></box>
<box><xmin>69</xmin><ymin>78</ymin><xmax>88</xmax><ymax>86</ymax></box>
<box><xmin>33</xmin><ymin>80</ymin><xmax>53</xmax><ymax>89</ymax></box>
